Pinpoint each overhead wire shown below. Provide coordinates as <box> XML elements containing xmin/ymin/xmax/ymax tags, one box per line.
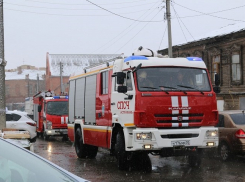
<box><xmin>86</xmin><ymin>0</ymin><xmax>163</xmax><ymax>22</ymax></box>
<box><xmin>171</xmin><ymin>3</ymin><xmax>187</xmax><ymax>42</ymax></box>
<box><xmin>158</xmin><ymin>24</ymin><xmax>167</xmax><ymax>50</ymax></box>
<box><xmin>171</xmin><ymin>2</ymin><xmax>195</xmax><ymax>41</ymax></box>
<box><xmin>114</xmin><ymin>9</ymin><xmax>163</xmax><ymax>54</ymax></box>
<box><xmin>4</xmin><ymin>2</ymin><xmax>155</xmax><ymax>15</ymax></box>
<box><xmin>177</xmin><ymin>4</ymin><xmax>245</xmax><ymax>19</ymax></box>
<box><xmin>95</xmin><ymin>2</ymin><xmax>163</xmax><ymax>53</ymax></box>
<box><xmin>24</xmin><ymin>0</ymin><xmax>155</xmax><ymax>6</ymax></box>
<box><xmin>172</xmin><ymin>1</ymin><xmax>245</xmax><ymax>23</ymax></box>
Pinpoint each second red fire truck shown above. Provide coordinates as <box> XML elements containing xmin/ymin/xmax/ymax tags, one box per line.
<box><xmin>33</xmin><ymin>90</ymin><xmax>69</xmax><ymax>140</ymax></box>
<box><xmin>68</xmin><ymin>48</ymin><xmax>220</xmax><ymax>171</ymax></box>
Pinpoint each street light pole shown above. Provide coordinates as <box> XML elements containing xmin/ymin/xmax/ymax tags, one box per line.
<box><xmin>0</xmin><ymin>0</ymin><xmax>6</xmax><ymax>130</ymax></box>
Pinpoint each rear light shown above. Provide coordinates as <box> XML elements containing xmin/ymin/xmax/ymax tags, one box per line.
<box><xmin>235</xmin><ymin>129</ymin><xmax>245</xmax><ymax>138</ymax></box>
<box><xmin>26</xmin><ymin>122</ymin><xmax>36</xmax><ymax>127</ymax></box>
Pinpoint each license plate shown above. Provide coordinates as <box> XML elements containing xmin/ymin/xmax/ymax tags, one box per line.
<box><xmin>171</xmin><ymin>140</ymin><xmax>190</xmax><ymax>146</ymax></box>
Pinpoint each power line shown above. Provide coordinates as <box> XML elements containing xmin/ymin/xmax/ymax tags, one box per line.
<box><xmin>171</xmin><ymin>4</ymin><xmax>187</xmax><ymax>42</ymax></box>
<box><xmin>114</xmin><ymin>9</ymin><xmax>163</xmax><ymax>54</ymax></box>
<box><xmin>4</xmin><ymin>2</ymin><xmax>156</xmax><ymax>15</ymax></box>
<box><xmin>86</xmin><ymin>0</ymin><xmax>163</xmax><ymax>22</ymax></box>
<box><xmin>158</xmin><ymin>24</ymin><xmax>167</xmax><ymax>50</ymax></box>
<box><xmin>95</xmin><ymin>2</ymin><xmax>162</xmax><ymax>53</ymax></box>
<box><xmin>171</xmin><ymin>3</ymin><xmax>195</xmax><ymax>41</ymax></box>
<box><xmin>177</xmin><ymin>4</ymin><xmax>245</xmax><ymax>19</ymax></box>
<box><xmin>172</xmin><ymin>1</ymin><xmax>245</xmax><ymax>23</ymax></box>
<box><xmin>24</xmin><ymin>0</ymin><xmax>156</xmax><ymax>6</ymax></box>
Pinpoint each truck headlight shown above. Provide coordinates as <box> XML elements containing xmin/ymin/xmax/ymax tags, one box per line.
<box><xmin>206</xmin><ymin>130</ymin><xmax>218</xmax><ymax>137</ymax></box>
<box><xmin>47</xmin><ymin>121</ymin><xmax>52</xmax><ymax>130</ymax></box>
<box><xmin>136</xmin><ymin>133</ymin><xmax>152</xmax><ymax>140</ymax></box>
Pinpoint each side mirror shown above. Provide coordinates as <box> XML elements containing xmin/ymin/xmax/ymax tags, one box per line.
<box><xmin>116</xmin><ymin>72</ymin><xmax>126</xmax><ymax>84</ymax></box>
<box><xmin>215</xmin><ymin>74</ymin><xmax>220</xmax><ymax>86</ymax></box>
<box><xmin>38</xmin><ymin>105</ymin><xmax>42</xmax><ymax>112</ymax></box>
<box><xmin>118</xmin><ymin>86</ymin><xmax>127</xmax><ymax>93</ymax></box>
<box><xmin>213</xmin><ymin>86</ymin><xmax>220</xmax><ymax>93</ymax></box>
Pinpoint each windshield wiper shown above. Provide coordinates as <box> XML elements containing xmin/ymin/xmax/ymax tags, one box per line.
<box><xmin>140</xmin><ymin>86</ymin><xmax>158</xmax><ymax>90</ymax></box>
<box><xmin>158</xmin><ymin>85</ymin><xmax>178</xmax><ymax>94</ymax></box>
<box><xmin>177</xmin><ymin>85</ymin><xmax>204</xmax><ymax>95</ymax></box>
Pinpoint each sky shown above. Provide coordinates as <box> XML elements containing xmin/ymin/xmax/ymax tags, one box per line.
<box><xmin>3</xmin><ymin>0</ymin><xmax>245</xmax><ymax>69</ymax></box>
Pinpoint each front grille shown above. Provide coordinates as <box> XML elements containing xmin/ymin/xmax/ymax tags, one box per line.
<box><xmin>155</xmin><ymin>113</ymin><xmax>203</xmax><ymax>117</ymax></box>
<box><xmin>161</xmin><ymin>134</ymin><xmax>199</xmax><ymax>139</ymax></box>
<box><xmin>157</xmin><ymin>120</ymin><xmax>202</xmax><ymax>123</ymax></box>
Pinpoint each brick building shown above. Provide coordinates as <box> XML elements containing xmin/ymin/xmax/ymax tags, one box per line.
<box><xmin>158</xmin><ymin>23</ymin><xmax>245</xmax><ymax>111</ymax></box>
<box><xmin>5</xmin><ymin>65</ymin><xmax>46</xmax><ymax>110</ymax></box>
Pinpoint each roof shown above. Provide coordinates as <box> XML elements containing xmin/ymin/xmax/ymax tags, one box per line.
<box><xmin>5</xmin><ymin>69</ymin><xmax>45</xmax><ymax>81</ymax></box>
<box><xmin>48</xmin><ymin>54</ymin><xmax>121</xmax><ymax>77</ymax></box>
<box><xmin>166</xmin><ymin>22</ymin><xmax>245</xmax><ymax>48</ymax></box>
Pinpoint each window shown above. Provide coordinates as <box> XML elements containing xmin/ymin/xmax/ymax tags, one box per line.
<box><xmin>212</xmin><ymin>55</ymin><xmax>220</xmax><ymax>82</ymax></box>
<box><xmin>126</xmin><ymin>72</ymin><xmax>133</xmax><ymax>91</ymax></box>
<box><xmin>101</xmin><ymin>71</ymin><xmax>108</xmax><ymax>94</ymax></box>
<box><xmin>6</xmin><ymin>114</ymin><xmax>13</xmax><ymax>121</ymax></box>
<box><xmin>12</xmin><ymin>114</ymin><xmax>21</xmax><ymax>121</ymax></box>
<box><xmin>231</xmin><ymin>53</ymin><xmax>241</xmax><ymax>81</ymax></box>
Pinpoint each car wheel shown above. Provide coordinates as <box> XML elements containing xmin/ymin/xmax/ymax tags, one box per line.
<box><xmin>75</xmin><ymin>127</ymin><xmax>87</xmax><ymax>158</ymax></box>
<box><xmin>220</xmin><ymin>143</ymin><xmax>230</xmax><ymax>161</ymax></box>
<box><xmin>115</xmin><ymin>130</ymin><xmax>128</xmax><ymax>170</ymax></box>
<box><xmin>30</xmin><ymin>137</ymin><xmax>36</xmax><ymax>143</ymax></box>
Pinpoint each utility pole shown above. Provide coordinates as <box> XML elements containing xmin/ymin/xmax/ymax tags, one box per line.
<box><xmin>0</xmin><ymin>0</ymin><xmax>6</xmax><ymax>130</ymax></box>
<box><xmin>36</xmin><ymin>74</ymin><xmax>39</xmax><ymax>92</ymax></box>
<box><xmin>166</xmin><ymin>0</ymin><xmax>173</xmax><ymax>58</ymax></box>
<box><xmin>60</xmin><ymin>62</ymin><xmax>64</xmax><ymax>93</ymax></box>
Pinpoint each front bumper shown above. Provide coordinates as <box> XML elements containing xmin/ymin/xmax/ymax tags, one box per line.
<box><xmin>45</xmin><ymin>129</ymin><xmax>68</xmax><ymax>136</ymax></box>
<box><xmin>125</xmin><ymin>127</ymin><xmax>218</xmax><ymax>151</ymax></box>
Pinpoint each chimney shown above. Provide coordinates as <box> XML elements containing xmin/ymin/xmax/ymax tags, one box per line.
<box><xmin>17</xmin><ymin>67</ymin><xmax>22</xmax><ymax>74</ymax></box>
<box><xmin>25</xmin><ymin>74</ymin><xmax>29</xmax><ymax>80</ymax></box>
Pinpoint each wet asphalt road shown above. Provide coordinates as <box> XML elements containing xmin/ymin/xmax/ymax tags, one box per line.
<box><xmin>33</xmin><ymin>137</ymin><xmax>245</xmax><ymax>182</ymax></box>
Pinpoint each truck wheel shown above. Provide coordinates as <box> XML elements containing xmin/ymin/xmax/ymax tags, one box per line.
<box><xmin>115</xmin><ymin>130</ymin><xmax>128</xmax><ymax>170</ymax></box>
<box><xmin>75</xmin><ymin>127</ymin><xmax>87</xmax><ymax>158</ymax></box>
<box><xmin>87</xmin><ymin>145</ymin><xmax>98</xmax><ymax>159</ymax></box>
<box><xmin>219</xmin><ymin>142</ymin><xmax>231</xmax><ymax>161</ymax></box>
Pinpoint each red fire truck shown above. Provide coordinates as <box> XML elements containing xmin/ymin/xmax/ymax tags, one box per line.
<box><xmin>67</xmin><ymin>48</ymin><xmax>220</xmax><ymax>171</ymax></box>
<box><xmin>33</xmin><ymin>90</ymin><xmax>69</xmax><ymax>140</ymax></box>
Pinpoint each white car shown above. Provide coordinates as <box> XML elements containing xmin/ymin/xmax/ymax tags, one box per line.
<box><xmin>0</xmin><ymin>138</ymin><xmax>89</xmax><ymax>182</ymax></box>
<box><xmin>6</xmin><ymin>110</ymin><xmax>37</xmax><ymax>143</ymax></box>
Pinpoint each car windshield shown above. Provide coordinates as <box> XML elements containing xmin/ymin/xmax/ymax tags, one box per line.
<box><xmin>47</xmin><ymin>101</ymin><xmax>68</xmax><ymax>115</ymax></box>
<box><xmin>136</xmin><ymin>67</ymin><xmax>211</xmax><ymax>92</ymax></box>
<box><xmin>0</xmin><ymin>139</ymin><xmax>80</xmax><ymax>182</ymax></box>
<box><xmin>229</xmin><ymin>113</ymin><xmax>245</xmax><ymax>125</ymax></box>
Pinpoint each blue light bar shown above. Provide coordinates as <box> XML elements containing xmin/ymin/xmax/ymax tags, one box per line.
<box><xmin>186</xmin><ymin>57</ymin><xmax>203</xmax><ymax>61</ymax></box>
<box><xmin>53</xmin><ymin>96</ymin><xmax>68</xmax><ymax>99</ymax></box>
<box><xmin>124</xmin><ymin>56</ymin><xmax>148</xmax><ymax>62</ymax></box>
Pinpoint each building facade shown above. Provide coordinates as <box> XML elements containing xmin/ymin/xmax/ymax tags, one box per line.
<box><xmin>158</xmin><ymin>28</ymin><xmax>245</xmax><ymax>111</ymax></box>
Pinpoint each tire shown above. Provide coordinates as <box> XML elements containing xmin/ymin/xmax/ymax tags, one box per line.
<box><xmin>75</xmin><ymin>127</ymin><xmax>88</xmax><ymax>158</ymax></box>
<box><xmin>30</xmin><ymin>137</ymin><xmax>36</xmax><ymax>143</ymax></box>
<box><xmin>219</xmin><ymin>142</ymin><xmax>230</xmax><ymax>161</ymax></box>
<box><xmin>115</xmin><ymin>130</ymin><xmax>128</xmax><ymax>170</ymax></box>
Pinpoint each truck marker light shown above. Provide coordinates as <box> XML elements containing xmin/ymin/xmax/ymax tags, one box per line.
<box><xmin>144</xmin><ymin>144</ymin><xmax>152</xmax><ymax>149</ymax></box>
<box><xmin>207</xmin><ymin>142</ymin><xmax>214</xmax><ymax>146</ymax></box>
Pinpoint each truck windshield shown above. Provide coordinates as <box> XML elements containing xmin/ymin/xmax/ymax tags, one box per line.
<box><xmin>137</xmin><ymin>67</ymin><xmax>211</xmax><ymax>92</ymax></box>
<box><xmin>47</xmin><ymin>101</ymin><xmax>68</xmax><ymax>115</ymax></box>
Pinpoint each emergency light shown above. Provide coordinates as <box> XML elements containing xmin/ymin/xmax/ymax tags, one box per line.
<box><xmin>186</xmin><ymin>57</ymin><xmax>203</xmax><ymax>61</ymax></box>
<box><xmin>124</xmin><ymin>56</ymin><xmax>148</xmax><ymax>62</ymax></box>
<box><xmin>53</xmin><ymin>96</ymin><xmax>68</xmax><ymax>99</ymax></box>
